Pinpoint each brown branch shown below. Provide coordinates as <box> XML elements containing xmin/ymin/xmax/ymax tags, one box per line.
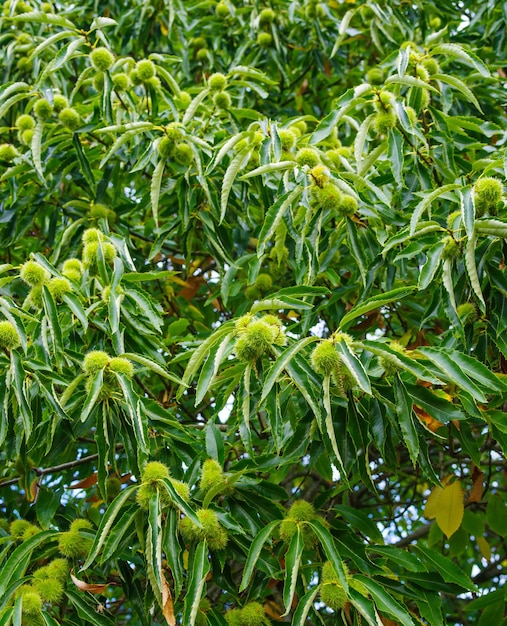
<box><xmin>0</xmin><ymin>443</ymin><xmax>124</xmax><ymax>489</ymax></box>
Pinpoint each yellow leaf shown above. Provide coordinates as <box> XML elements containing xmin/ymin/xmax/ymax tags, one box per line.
<box><xmin>435</xmin><ymin>480</ymin><xmax>464</xmax><ymax>538</ymax></box>
<box><xmin>476</xmin><ymin>536</ymin><xmax>491</xmax><ymax>561</ymax></box>
<box><xmin>424</xmin><ymin>485</ymin><xmax>442</xmax><ymax>520</ymax></box>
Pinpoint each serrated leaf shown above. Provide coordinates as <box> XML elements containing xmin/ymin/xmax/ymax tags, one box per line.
<box><xmin>394</xmin><ymin>377</ymin><xmax>419</xmax><ymax>466</ymax></box>
<box><xmin>417</xmin><ymin>347</ymin><xmax>487</xmax><ymax>402</ymax></box>
<box><xmin>282</xmin><ymin>527</ymin><xmax>303</xmax><ymax>616</ymax></box>
<box><xmin>257</xmin><ymin>186</ymin><xmax>303</xmax><ymax>257</ymax></box>
<box><xmin>410</xmin><ymin>184</ymin><xmax>461</xmax><ymax>235</ymax></box>
<box><xmin>260</xmin><ymin>336</ymin><xmax>321</xmax><ymax>403</ymax></box>
<box><xmin>431</xmin><ymin>43</ymin><xmax>490</xmax><ymax>77</ymax></box>
<box><xmin>335</xmin><ymin>340</ymin><xmax>371</xmax><ymax>394</ymax></box>
<box><xmin>240</xmin><ymin>520</ymin><xmax>280</xmax><ymax>591</ymax></box>
<box><xmin>433</xmin><ymin>73</ymin><xmax>482</xmax><ymax>111</ymax></box>
<box><xmin>82</xmin><ymin>484</ymin><xmax>139</xmax><ymax>570</ymax></box>
<box><xmin>31</xmin><ymin>121</ymin><xmax>45</xmax><ymax>182</ymax></box>
<box><xmin>239</xmin><ymin>160</ymin><xmax>294</xmax><ymax>180</ymax></box>
<box><xmin>220</xmin><ymin>149</ymin><xmax>251</xmax><ymax>223</ymax></box>
<box><xmin>414</xmin><ymin>546</ymin><xmax>476</xmax><ymax>590</ymax></box>
<box><xmin>354</xmin><ymin>576</ymin><xmax>415</xmax><ymax>626</ymax></box>
<box><xmin>418</xmin><ymin>241</ymin><xmax>444</xmax><ymax>290</ymax></box>
<box><xmin>151</xmin><ymin>160</ymin><xmax>165</xmax><ymax>228</ymax></box>
<box><xmin>0</xmin><ymin>531</ymin><xmax>55</xmax><ymax>597</ymax></box>
<box><xmin>339</xmin><ymin>287</ymin><xmax>417</xmax><ymax>329</ymax></box>
<box><xmin>182</xmin><ymin>541</ymin><xmax>210</xmax><ymax>626</ymax></box>
<box><xmin>464</xmin><ymin>232</ymin><xmax>486</xmax><ymax>312</ymax></box>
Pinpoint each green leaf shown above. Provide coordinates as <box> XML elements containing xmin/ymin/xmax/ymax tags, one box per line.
<box><xmin>394</xmin><ymin>377</ymin><xmax>419</xmax><ymax>465</ymax></box>
<box><xmin>291</xmin><ymin>586</ymin><xmax>320</xmax><ymax>626</ymax></box>
<box><xmin>354</xmin><ymin>576</ymin><xmax>415</xmax><ymax>625</ymax></box>
<box><xmin>146</xmin><ymin>492</ymin><xmax>163</xmax><ymax>600</ymax></box>
<box><xmin>339</xmin><ymin>287</ymin><xmax>417</xmax><ymax>329</ymax></box>
<box><xmin>177</xmin><ymin>322</ymin><xmax>236</xmax><ymax>398</ymax></box>
<box><xmin>323</xmin><ymin>374</ymin><xmax>347</xmax><ymax>478</ymax></box>
<box><xmin>414</xmin><ymin>546</ymin><xmax>476</xmax><ymax>590</ymax></box>
<box><xmin>31</xmin><ymin>121</ymin><xmax>45</xmax><ymax>183</ymax></box>
<box><xmin>335</xmin><ymin>340</ymin><xmax>371</xmax><ymax>394</ymax></box>
<box><xmin>120</xmin><ymin>353</ymin><xmax>181</xmax><ymax>386</ymax></box>
<box><xmin>10</xmin><ymin>350</ymin><xmax>32</xmax><ymax>439</ymax></box>
<box><xmin>282</xmin><ymin>527</ymin><xmax>303</xmax><ymax>616</ymax></box>
<box><xmin>410</xmin><ymin>184</ymin><xmax>461</xmax><ymax>235</ymax></box>
<box><xmin>260</xmin><ymin>336</ymin><xmax>321</xmax><ymax>403</ymax></box>
<box><xmin>62</xmin><ymin>292</ymin><xmax>88</xmax><ymax>330</ymax></box>
<box><xmin>464</xmin><ymin>232</ymin><xmax>486</xmax><ymax>312</ymax></box>
<box><xmin>448</xmin><ymin>352</ymin><xmax>507</xmax><ymax>393</ymax></box>
<box><xmin>460</xmin><ymin>187</ymin><xmax>475</xmax><ymax>239</ymax></box>
<box><xmin>486</xmin><ymin>494</ymin><xmax>507</xmax><ymax>536</ymax></box>
<box><xmin>239</xmin><ymin>160</ymin><xmax>294</xmax><ymax>180</ymax></box>
<box><xmin>431</xmin><ymin>43</ymin><xmax>490</xmax><ymax>77</ymax></box>
<box><xmin>334</xmin><ymin>505</ymin><xmax>384</xmax><ymax>544</ymax></box>
<box><xmin>182</xmin><ymin>541</ymin><xmax>210</xmax><ymax>626</ymax></box>
<box><xmin>80</xmin><ymin>370</ymin><xmax>103</xmax><ymax>423</ymax></box>
<box><xmin>433</xmin><ymin>73</ymin><xmax>482</xmax><ymax>111</ymax></box>
<box><xmin>239</xmin><ymin>520</ymin><xmax>280</xmax><ymax>591</ymax></box>
<box><xmin>158</xmin><ymin>478</ymin><xmax>201</xmax><ymax>527</ymax></box>
<box><xmin>82</xmin><ymin>484</ymin><xmax>139</xmax><ymax>570</ymax></box>
<box><xmin>307</xmin><ymin>519</ymin><xmax>348</xmax><ymax>591</ymax></box>
<box><xmin>256</xmin><ymin>186</ymin><xmax>303</xmax><ymax>257</ymax></box>
<box><xmin>388</xmin><ymin>128</ymin><xmax>404</xmax><ymax>187</ymax></box>
<box><xmin>404</xmin><ymin>383</ymin><xmax>465</xmax><ymax>422</ymax></box>
<box><xmin>0</xmin><ymin>531</ymin><xmax>55</xmax><ymax>597</ymax></box>
<box><xmin>150</xmin><ymin>160</ymin><xmax>165</xmax><ymax>228</ymax></box>
<box><xmin>220</xmin><ymin>149</ymin><xmax>250</xmax><ymax>223</ymax></box>
<box><xmin>66</xmin><ymin>590</ymin><xmax>115</xmax><ymax>626</ymax></box>
<box><xmin>418</xmin><ymin>241</ymin><xmax>444</xmax><ymax>290</ymax></box>
<box><xmin>72</xmin><ymin>134</ymin><xmax>96</xmax><ymax>193</ymax></box>
<box><xmin>416</xmin><ymin>347</ymin><xmax>487</xmax><ymax>402</ymax></box>
<box><xmin>310</xmin><ymin>85</ymin><xmax>371</xmax><ymax>144</ymax></box>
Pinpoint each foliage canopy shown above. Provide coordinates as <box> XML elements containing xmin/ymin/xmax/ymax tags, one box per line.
<box><xmin>0</xmin><ymin>0</ymin><xmax>506</xmax><ymax>625</ymax></box>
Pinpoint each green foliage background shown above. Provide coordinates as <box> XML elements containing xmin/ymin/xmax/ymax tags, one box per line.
<box><xmin>0</xmin><ymin>0</ymin><xmax>506</xmax><ymax>624</ymax></box>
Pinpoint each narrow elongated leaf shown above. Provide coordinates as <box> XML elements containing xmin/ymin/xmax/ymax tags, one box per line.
<box><xmin>239</xmin><ymin>160</ymin><xmax>294</xmax><ymax>179</ymax></box>
<box><xmin>383</xmin><ymin>222</ymin><xmax>444</xmax><ymax>257</ymax></box>
<box><xmin>394</xmin><ymin>377</ymin><xmax>419</xmax><ymax>465</ymax></box>
<box><xmin>475</xmin><ymin>218</ymin><xmax>507</xmax><ymax>238</ymax></box>
<box><xmin>220</xmin><ymin>149</ymin><xmax>250</xmax><ymax>223</ymax></box>
<box><xmin>151</xmin><ymin>160</ymin><xmax>165</xmax><ymax>228</ymax></box>
<box><xmin>80</xmin><ymin>370</ymin><xmax>103</xmax><ymax>423</ymax></box>
<box><xmin>72</xmin><ymin>134</ymin><xmax>96</xmax><ymax>193</ymax></box>
<box><xmin>335</xmin><ymin>340</ymin><xmax>371</xmax><ymax>394</ymax></box>
<box><xmin>404</xmin><ymin>383</ymin><xmax>465</xmax><ymax>422</ymax></box>
<box><xmin>159</xmin><ymin>478</ymin><xmax>201</xmax><ymax>527</ymax></box>
<box><xmin>257</xmin><ymin>186</ymin><xmax>303</xmax><ymax>257</ymax></box>
<box><xmin>323</xmin><ymin>374</ymin><xmax>347</xmax><ymax>478</ymax></box>
<box><xmin>388</xmin><ymin>128</ymin><xmax>404</xmax><ymax>186</ymax></box>
<box><xmin>0</xmin><ymin>531</ymin><xmax>55</xmax><ymax>597</ymax></box>
<box><xmin>460</xmin><ymin>187</ymin><xmax>475</xmax><ymax>239</ymax></box>
<box><xmin>334</xmin><ymin>505</ymin><xmax>384</xmax><ymax>544</ymax></box>
<box><xmin>260</xmin><ymin>336</ymin><xmax>321</xmax><ymax>403</ymax></box>
<box><xmin>31</xmin><ymin>121</ymin><xmax>45</xmax><ymax>182</ymax></box>
<box><xmin>449</xmin><ymin>351</ymin><xmax>507</xmax><ymax>392</ymax></box>
<box><xmin>308</xmin><ymin>519</ymin><xmax>348</xmax><ymax>591</ymax></box>
<box><xmin>464</xmin><ymin>232</ymin><xmax>486</xmax><ymax>312</ymax></box>
<box><xmin>354</xmin><ymin>576</ymin><xmax>415</xmax><ymax>625</ymax></box>
<box><xmin>310</xmin><ymin>85</ymin><xmax>371</xmax><ymax>144</ymax></box>
<box><xmin>120</xmin><ymin>353</ymin><xmax>182</xmax><ymax>386</ymax></box>
<box><xmin>291</xmin><ymin>586</ymin><xmax>320</xmax><ymax>626</ymax></box>
<box><xmin>339</xmin><ymin>287</ymin><xmax>417</xmax><ymax>329</ymax></box>
<box><xmin>62</xmin><ymin>293</ymin><xmax>88</xmax><ymax>330</ymax></box>
<box><xmin>177</xmin><ymin>322</ymin><xmax>236</xmax><ymax>398</ymax></box>
<box><xmin>410</xmin><ymin>184</ymin><xmax>461</xmax><ymax>235</ymax></box>
<box><xmin>182</xmin><ymin>541</ymin><xmax>210</xmax><ymax>626</ymax></box>
<box><xmin>433</xmin><ymin>73</ymin><xmax>482</xmax><ymax>111</ymax></box>
<box><xmin>240</xmin><ymin>520</ymin><xmax>280</xmax><ymax>591</ymax></box>
<box><xmin>418</xmin><ymin>241</ymin><xmax>444</xmax><ymax>290</ymax></box>
<box><xmin>432</xmin><ymin>43</ymin><xmax>490</xmax><ymax>77</ymax></box>
<box><xmin>66</xmin><ymin>590</ymin><xmax>115</xmax><ymax>626</ymax></box>
<box><xmin>417</xmin><ymin>347</ymin><xmax>487</xmax><ymax>402</ymax></box>
<box><xmin>346</xmin><ymin>217</ymin><xmax>367</xmax><ymax>284</ymax></box>
<box><xmin>146</xmin><ymin>492</ymin><xmax>163</xmax><ymax>600</ymax></box>
<box><xmin>10</xmin><ymin>350</ymin><xmax>32</xmax><ymax>439</ymax></box>
<box><xmin>82</xmin><ymin>484</ymin><xmax>139</xmax><ymax>570</ymax></box>
<box><xmin>282</xmin><ymin>527</ymin><xmax>303</xmax><ymax>615</ymax></box>
<box><xmin>414</xmin><ymin>546</ymin><xmax>476</xmax><ymax>590</ymax></box>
